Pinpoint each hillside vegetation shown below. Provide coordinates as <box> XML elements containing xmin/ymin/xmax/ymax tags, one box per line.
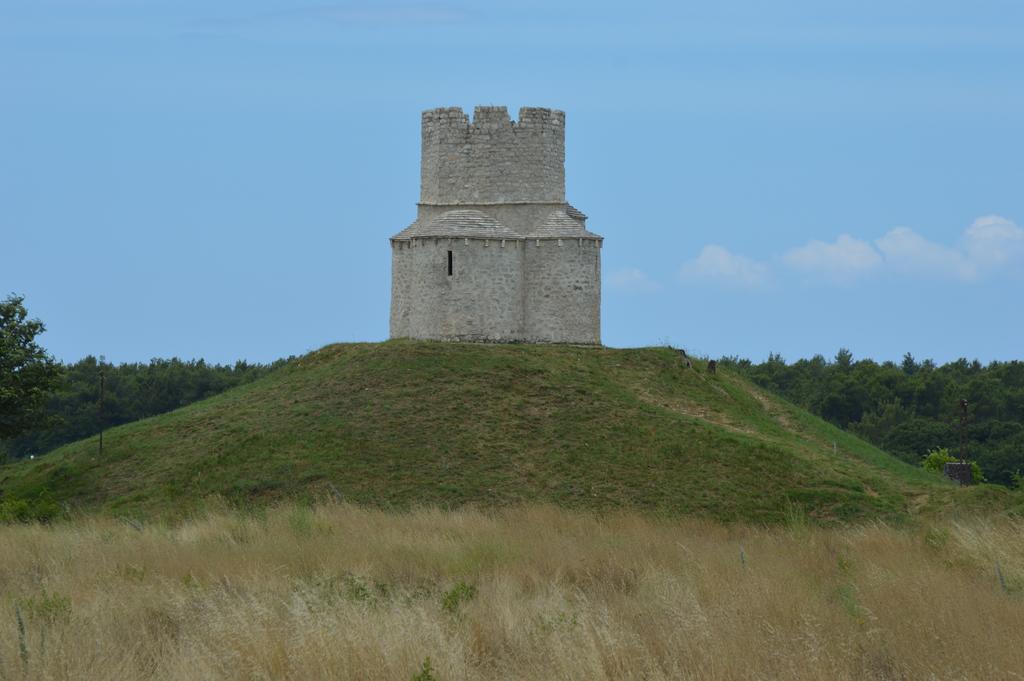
<box><xmin>1</xmin><ymin>355</ymin><xmax>282</xmax><ymax>460</ymax></box>
<box><xmin>0</xmin><ymin>341</ymin><xmax>1006</xmax><ymax>522</ymax></box>
<box><xmin>4</xmin><ymin>339</ymin><xmax>1015</xmax><ymax>520</ymax></box>
<box><xmin>1</xmin><ymin>504</ymin><xmax>1021</xmax><ymax>680</ymax></box>
<box><xmin>723</xmin><ymin>350</ymin><xmax>1024</xmax><ymax>486</ymax></box>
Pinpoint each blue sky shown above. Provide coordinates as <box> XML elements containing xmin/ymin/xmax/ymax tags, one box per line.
<box><xmin>3</xmin><ymin>0</ymin><xmax>1023</xmax><ymax>365</ymax></box>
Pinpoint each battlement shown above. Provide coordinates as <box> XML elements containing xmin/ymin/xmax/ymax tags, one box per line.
<box><xmin>420</xmin><ymin>106</ymin><xmax>566</xmax><ymax>204</ymax></box>
<box><xmin>393</xmin><ymin>105</ymin><xmax>601</xmax><ymax>345</ymax></box>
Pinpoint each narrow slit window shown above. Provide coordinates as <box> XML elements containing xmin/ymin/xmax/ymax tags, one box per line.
<box><xmin>447</xmin><ymin>250</ymin><xmax>453</xmax><ymax>276</ymax></box>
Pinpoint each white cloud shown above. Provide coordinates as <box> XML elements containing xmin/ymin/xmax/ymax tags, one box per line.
<box><xmin>962</xmin><ymin>215</ymin><xmax>1024</xmax><ymax>272</ymax></box>
<box><xmin>682</xmin><ymin>215</ymin><xmax>1022</xmax><ymax>289</ymax></box>
<box><xmin>874</xmin><ymin>215</ymin><xmax>1024</xmax><ymax>281</ymax></box>
<box><xmin>782</xmin><ymin>234</ymin><xmax>882</xmax><ymax>281</ymax></box>
<box><xmin>679</xmin><ymin>245</ymin><xmax>769</xmax><ymax>289</ymax></box>
<box><xmin>874</xmin><ymin>226</ymin><xmax>969</xmax><ymax>278</ymax></box>
<box><xmin>607</xmin><ymin>267</ymin><xmax>661</xmax><ymax>292</ymax></box>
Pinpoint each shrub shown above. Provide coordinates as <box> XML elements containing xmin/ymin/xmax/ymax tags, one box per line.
<box><xmin>922</xmin><ymin>447</ymin><xmax>956</xmax><ymax>473</ymax></box>
<box><xmin>441</xmin><ymin>581</ymin><xmax>476</xmax><ymax>615</ymax></box>
<box><xmin>0</xmin><ymin>497</ymin><xmax>31</xmax><ymax>523</ymax></box>
<box><xmin>0</xmin><ymin>490</ymin><xmax>62</xmax><ymax>523</ymax></box>
<box><xmin>921</xmin><ymin>447</ymin><xmax>984</xmax><ymax>483</ymax></box>
<box><xmin>18</xmin><ymin>591</ymin><xmax>72</xmax><ymax>624</ymax></box>
<box><xmin>411</xmin><ymin>656</ymin><xmax>437</xmax><ymax>681</ymax></box>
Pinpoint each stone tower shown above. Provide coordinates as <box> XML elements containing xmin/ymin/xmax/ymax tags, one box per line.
<box><xmin>390</xmin><ymin>106</ymin><xmax>602</xmax><ymax>344</ymax></box>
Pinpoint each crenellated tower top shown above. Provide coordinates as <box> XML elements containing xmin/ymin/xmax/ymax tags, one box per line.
<box><xmin>419</xmin><ymin>106</ymin><xmax>565</xmax><ymax>205</ymax></box>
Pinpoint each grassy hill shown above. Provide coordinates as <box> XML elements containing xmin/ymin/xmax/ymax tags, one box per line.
<box><xmin>0</xmin><ymin>341</ymin><xmax>998</xmax><ymax>522</ymax></box>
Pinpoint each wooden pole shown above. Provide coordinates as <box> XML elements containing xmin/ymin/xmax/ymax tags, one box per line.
<box><xmin>959</xmin><ymin>399</ymin><xmax>968</xmax><ymax>463</ymax></box>
<box><xmin>98</xmin><ymin>361</ymin><xmax>105</xmax><ymax>455</ymax></box>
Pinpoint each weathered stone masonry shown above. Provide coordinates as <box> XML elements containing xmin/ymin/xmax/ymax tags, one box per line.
<box><xmin>390</xmin><ymin>106</ymin><xmax>602</xmax><ymax>344</ymax></box>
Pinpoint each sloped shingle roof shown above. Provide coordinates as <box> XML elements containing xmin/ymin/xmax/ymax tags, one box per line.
<box><xmin>526</xmin><ymin>209</ymin><xmax>602</xmax><ymax>238</ymax></box>
<box><xmin>392</xmin><ymin>209</ymin><xmax>520</xmax><ymax>240</ymax></box>
<box><xmin>565</xmin><ymin>204</ymin><xmax>587</xmax><ymax>221</ymax></box>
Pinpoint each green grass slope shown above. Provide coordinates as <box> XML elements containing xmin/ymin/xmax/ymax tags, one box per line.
<box><xmin>1</xmin><ymin>341</ymin><xmax>961</xmax><ymax>522</ymax></box>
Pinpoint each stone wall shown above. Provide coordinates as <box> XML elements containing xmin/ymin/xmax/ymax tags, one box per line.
<box><xmin>943</xmin><ymin>462</ymin><xmax>974</xmax><ymax>486</ymax></box>
<box><xmin>390</xmin><ymin>237</ymin><xmax>525</xmax><ymax>342</ymax></box>
<box><xmin>523</xmin><ymin>239</ymin><xmax>601</xmax><ymax>344</ymax></box>
<box><xmin>390</xmin><ymin>235</ymin><xmax>601</xmax><ymax>344</ymax></box>
<box><xmin>419</xmin><ymin>106</ymin><xmax>565</xmax><ymax>205</ymax></box>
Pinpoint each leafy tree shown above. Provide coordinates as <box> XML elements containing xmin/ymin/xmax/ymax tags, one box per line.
<box><xmin>819</xmin><ymin>376</ymin><xmax>868</xmax><ymax>426</ymax></box>
<box><xmin>850</xmin><ymin>399</ymin><xmax>910</xmax><ymax>448</ymax></box>
<box><xmin>880</xmin><ymin>418</ymin><xmax>952</xmax><ymax>464</ymax></box>
<box><xmin>901</xmin><ymin>352</ymin><xmax>918</xmax><ymax>375</ymax></box>
<box><xmin>720</xmin><ymin>352</ymin><xmax>1024</xmax><ymax>487</ymax></box>
<box><xmin>0</xmin><ymin>295</ymin><xmax>63</xmax><ymax>441</ymax></box>
<box><xmin>1</xmin><ymin>352</ymin><xmax>288</xmax><ymax>460</ymax></box>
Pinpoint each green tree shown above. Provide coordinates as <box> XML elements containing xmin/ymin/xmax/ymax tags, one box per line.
<box><xmin>722</xmin><ymin>350</ymin><xmax>1024</xmax><ymax>488</ymax></box>
<box><xmin>2</xmin><ymin>352</ymin><xmax>286</xmax><ymax>460</ymax></box>
<box><xmin>901</xmin><ymin>352</ymin><xmax>918</xmax><ymax>375</ymax></box>
<box><xmin>0</xmin><ymin>295</ymin><xmax>63</xmax><ymax>441</ymax></box>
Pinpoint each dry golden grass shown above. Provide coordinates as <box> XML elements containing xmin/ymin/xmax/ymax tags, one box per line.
<box><xmin>1</xmin><ymin>504</ymin><xmax>1022</xmax><ymax>680</ymax></box>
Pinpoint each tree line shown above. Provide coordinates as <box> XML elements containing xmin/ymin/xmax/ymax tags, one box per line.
<box><xmin>5</xmin><ymin>294</ymin><xmax>1023</xmax><ymax>486</ymax></box>
<box><xmin>1</xmin><ymin>355</ymin><xmax>286</xmax><ymax>460</ymax></box>
<box><xmin>2</xmin><ymin>291</ymin><xmax>286</xmax><ymax>461</ymax></box>
<box><xmin>720</xmin><ymin>350</ymin><xmax>1024</xmax><ymax>486</ymax></box>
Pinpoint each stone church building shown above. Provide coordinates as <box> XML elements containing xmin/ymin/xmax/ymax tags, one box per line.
<box><xmin>389</xmin><ymin>106</ymin><xmax>602</xmax><ymax>344</ymax></box>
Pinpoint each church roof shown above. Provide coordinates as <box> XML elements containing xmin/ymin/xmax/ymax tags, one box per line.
<box><xmin>565</xmin><ymin>204</ymin><xmax>587</xmax><ymax>221</ymax></box>
<box><xmin>392</xmin><ymin>209</ymin><xmax>520</xmax><ymax>240</ymax></box>
<box><xmin>526</xmin><ymin>209</ymin><xmax>602</xmax><ymax>239</ymax></box>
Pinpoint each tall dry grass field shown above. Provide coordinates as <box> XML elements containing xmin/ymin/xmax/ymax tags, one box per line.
<box><xmin>0</xmin><ymin>504</ymin><xmax>1021</xmax><ymax>680</ymax></box>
